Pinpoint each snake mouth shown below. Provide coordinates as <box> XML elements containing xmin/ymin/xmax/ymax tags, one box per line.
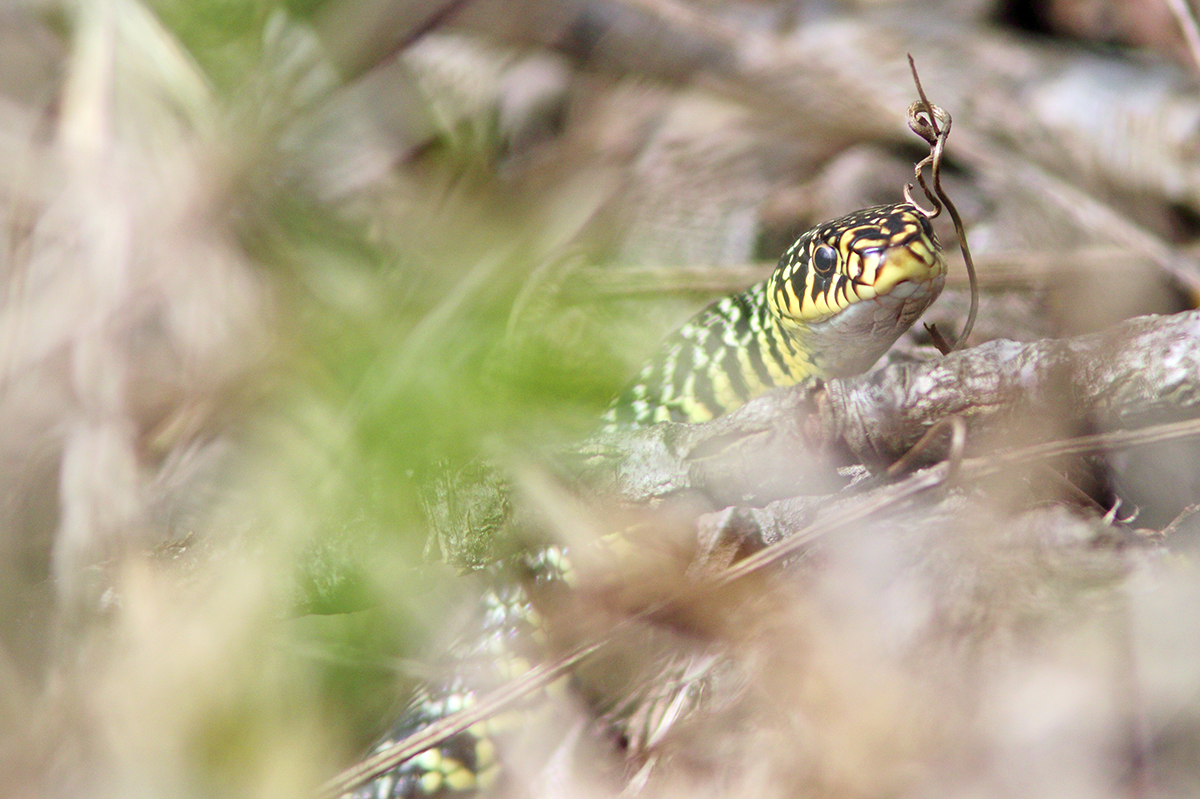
<box><xmin>852</xmin><ymin>238</ymin><xmax>947</xmax><ymax>301</ymax></box>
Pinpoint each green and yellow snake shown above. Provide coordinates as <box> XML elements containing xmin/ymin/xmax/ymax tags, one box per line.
<box><xmin>602</xmin><ymin>203</ymin><xmax>946</xmax><ymax>428</ymax></box>
<box><xmin>353</xmin><ymin>202</ymin><xmax>947</xmax><ymax>799</ymax></box>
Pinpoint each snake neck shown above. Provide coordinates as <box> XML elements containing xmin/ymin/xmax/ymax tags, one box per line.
<box><xmin>742</xmin><ymin>281</ymin><xmax>825</xmax><ymax>384</ymax></box>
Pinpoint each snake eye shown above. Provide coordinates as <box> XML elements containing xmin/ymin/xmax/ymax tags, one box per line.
<box><xmin>812</xmin><ymin>244</ymin><xmax>838</xmax><ymax>276</ymax></box>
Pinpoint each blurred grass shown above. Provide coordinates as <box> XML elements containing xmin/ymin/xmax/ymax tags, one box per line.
<box><xmin>29</xmin><ymin>3</ymin><xmax>1195</xmax><ymax>796</ymax></box>
<box><xmin>0</xmin><ymin>2</ymin><xmax>653</xmax><ymax>789</ymax></box>
<box><xmin>242</xmin><ymin>190</ymin><xmax>628</xmax><ymax>768</ymax></box>
<box><xmin>121</xmin><ymin>1</ymin><xmax>645</xmax><ymax>771</ymax></box>
<box><xmin>146</xmin><ymin>0</ymin><xmax>276</xmax><ymax>91</ymax></box>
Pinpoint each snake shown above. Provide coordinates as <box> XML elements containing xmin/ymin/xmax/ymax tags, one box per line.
<box><xmin>351</xmin><ymin>202</ymin><xmax>947</xmax><ymax>798</ymax></box>
<box><xmin>601</xmin><ymin>202</ymin><xmax>946</xmax><ymax>428</ymax></box>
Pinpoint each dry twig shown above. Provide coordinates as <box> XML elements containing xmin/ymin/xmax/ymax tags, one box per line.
<box><xmin>904</xmin><ymin>56</ymin><xmax>978</xmax><ymax>349</ymax></box>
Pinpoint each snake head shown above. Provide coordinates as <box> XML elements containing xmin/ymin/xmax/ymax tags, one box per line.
<box><xmin>768</xmin><ymin>203</ymin><xmax>947</xmax><ymax>377</ymax></box>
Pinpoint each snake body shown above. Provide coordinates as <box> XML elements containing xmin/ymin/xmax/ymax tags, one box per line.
<box><xmin>602</xmin><ymin>203</ymin><xmax>946</xmax><ymax>428</ymax></box>
<box><xmin>354</xmin><ymin>203</ymin><xmax>946</xmax><ymax>799</ymax></box>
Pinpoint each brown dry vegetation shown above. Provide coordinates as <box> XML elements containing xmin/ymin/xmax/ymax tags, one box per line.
<box><xmin>5</xmin><ymin>1</ymin><xmax>1200</xmax><ymax>798</ymax></box>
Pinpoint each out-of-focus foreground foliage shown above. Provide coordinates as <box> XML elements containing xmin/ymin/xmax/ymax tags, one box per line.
<box><xmin>6</xmin><ymin>0</ymin><xmax>1200</xmax><ymax>797</ymax></box>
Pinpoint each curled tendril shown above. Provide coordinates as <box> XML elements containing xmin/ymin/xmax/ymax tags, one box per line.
<box><xmin>903</xmin><ymin>101</ymin><xmax>951</xmax><ymax>217</ymax></box>
<box><xmin>904</xmin><ymin>54</ymin><xmax>978</xmax><ymax>350</ymax></box>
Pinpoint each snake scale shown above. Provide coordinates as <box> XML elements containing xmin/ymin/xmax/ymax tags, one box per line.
<box><xmin>352</xmin><ymin>202</ymin><xmax>947</xmax><ymax>798</ymax></box>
